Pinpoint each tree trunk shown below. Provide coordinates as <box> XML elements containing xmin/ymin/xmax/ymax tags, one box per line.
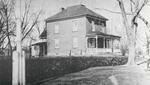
<box><xmin>148</xmin><ymin>43</ymin><xmax>150</xmax><ymax>55</ymax></box>
<box><xmin>8</xmin><ymin>36</ymin><xmax>13</xmax><ymax>57</ymax></box>
<box><xmin>6</xmin><ymin>17</ymin><xmax>13</xmax><ymax>57</ymax></box>
<box><xmin>147</xmin><ymin>42</ymin><xmax>150</xmax><ymax>55</ymax></box>
<box><xmin>127</xmin><ymin>44</ymin><xmax>136</xmax><ymax>65</ymax></box>
<box><xmin>117</xmin><ymin>0</ymin><xmax>137</xmax><ymax>66</ymax></box>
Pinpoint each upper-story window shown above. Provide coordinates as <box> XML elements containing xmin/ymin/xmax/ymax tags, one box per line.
<box><xmin>101</xmin><ymin>23</ymin><xmax>105</xmax><ymax>27</ymax></box>
<box><xmin>54</xmin><ymin>24</ymin><xmax>59</xmax><ymax>33</ymax></box>
<box><xmin>97</xmin><ymin>21</ymin><xmax>106</xmax><ymax>27</ymax></box>
<box><xmin>100</xmin><ymin>21</ymin><xmax>106</xmax><ymax>27</ymax></box>
<box><xmin>54</xmin><ymin>39</ymin><xmax>59</xmax><ymax>48</ymax></box>
<box><xmin>72</xmin><ymin>20</ymin><xmax>78</xmax><ymax>32</ymax></box>
<box><xmin>91</xmin><ymin>21</ymin><xmax>95</xmax><ymax>31</ymax></box>
<box><xmin>73</xmin><ymin>37</ymin><xmax>78</xmax><ymax>48</ymax></box>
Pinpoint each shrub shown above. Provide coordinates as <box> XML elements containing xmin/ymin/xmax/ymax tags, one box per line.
<box><xmin>0</xmin><ymin>56</ymin><xmax>128</xmax><ymax>85</ymax></box>
<box><xmin>0</xmin><ymin>59</ymin><xmax>12</xmax><ymax>85</ymax></box>
<box><xmin>26</xmin><ymin>56</ymin><xmax>127</xmax><ymax>84</ymax></box>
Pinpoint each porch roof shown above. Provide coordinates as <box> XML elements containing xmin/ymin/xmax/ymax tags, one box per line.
<box><xmin>86</xmin><ymin>32</ymin><xmax>121</xmax><ymax>39</ymax></box>
<box><xmin>31</xmin><ymin>39</ymin><xmax>47</xmax><ymax>46</ymax></box>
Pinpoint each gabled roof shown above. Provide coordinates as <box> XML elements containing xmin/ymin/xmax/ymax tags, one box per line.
<box><xmin>39</xmin><ymin>29</ymin><xmax>47</xmax><ymax>39</ymax></box>
<box><xmin>86</xmin><ymin>31</ymin><xmax>121</xmax><ymax>38</ymax></box>
<box><xmin>46</xmin><ymin>5</ymin><xmax>108</xmax><ymax>22</ymax></box>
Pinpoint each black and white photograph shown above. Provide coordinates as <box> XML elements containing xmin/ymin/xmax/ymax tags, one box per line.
<box><xmin>0</xmin><ymin>0</ymin><xmax>150</xmax><ymax>85</ymax></box>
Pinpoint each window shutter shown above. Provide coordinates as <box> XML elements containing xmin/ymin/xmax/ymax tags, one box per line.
<box><xmin>73</xmin><ymin>37</ymin><xmax>78</xmax><ymax>48</ymax></box>
<box><xmin>54</xmin><ymin>39</ymin><xmax>59</xmax><ymax>48</ymax></box>
<box><xmin>54</xmin><ymin>24</ymin><xmax>59</xmax><ymax>33</ymax></box>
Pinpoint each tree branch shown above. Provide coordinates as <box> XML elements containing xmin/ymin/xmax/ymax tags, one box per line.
<box><xmin>94</xmin><ymin>8</ymin><xmax>132</xmax><ymax>15</ymax></box>
<box><xmin>138</xmin><ymin>14</ymin><xmax>150</xmax><ymax>31</ymax></box>
<box><xmin>132</xmin><ymin>0</ymin><xmax>148</xmax><ymax>24</ymax></box>
<box><xmin>21</xmin><ymin>11</ymin><xmax>41</xmax><ymax>41</ymax></box>
<box><xmin>117</xmin><ymin>0</ymin><xmax>131</xmax><ymax>41</ymax></box>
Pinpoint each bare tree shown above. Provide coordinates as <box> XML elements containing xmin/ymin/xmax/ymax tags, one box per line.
<box><xmin>116</xmin><ymin>0</ymin><xmax>148</xmax><ymax>65</ymax></box>
<box><xmin>0</xmin><ymin>0</ymin><xmax>16</xmax><ymax>57</ymax></box>
<box><xmin>0</xmin><ymin>0</ymin><xmax>41</xmax><ymax>57</ymax></box>
<box><xmin>139</xmin><ymin>15</ymin><xmax>150</xmax><ymax>55</ymax></box>
<box><xmin>145</xmin><ymin>32</ymin><xmax>150</xmax><ymax>55</ymax></box>
<box><xmin>21</xmin><ymin>0</ymin><xmax>42</xmax><ymax>41</ymax></box>
<box><xmin>95</xmin><ymin>0</ymin><xmax>150</xmax><ymax>65</ymax></box>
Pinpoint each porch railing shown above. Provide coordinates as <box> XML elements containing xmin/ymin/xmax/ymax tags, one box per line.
<box><xmin>86</xmin><ymin>48</ymin><xmax>111</xmax><ymax>54</ymax></box>
<box><xmin>86</xmin><ymin>48</ymin><xmax>120</xmax><ymax>55</ymax></box>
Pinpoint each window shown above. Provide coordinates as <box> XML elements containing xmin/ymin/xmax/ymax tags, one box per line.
<box><xmin>72</xmin><ymin>20</ymin><xmax>78</xmax><ymax>32</ymax></box>
<box><xmin>54</xmin><ymin>24</ymin><xmax>59</xmax><ymax>33</ymax></box>
<box><xmin>34</xmin><ymin>46</ymin><xmax>38</xmax><ymax>50</ymax></box>
<box><xmin>101</xmin><ymin>22</ymin><xmax>105</xmax><ymax>27</ymax></box>
<box><xmin>91</xmin><ymin>21</ymin><xmax>95</xmax><ymax>31</ymax></box>
<box><xmin>100</xmin><ymin>21</ymin><xmax>106</xmax><ymax>27</ymax></box>
<box><xmin>73</xmin><ymin>37</ymin><xmax>78</xmax><ymax>48</ymax></box>
<box><xmin>87</xmin><ymin>38</ymin><xmax>96</xmax><ymax>48</ymax></box>
<box><xmin>54</xmin><ymin>39</ymin><xmax>59</xmax><ymax>48</ymax></box>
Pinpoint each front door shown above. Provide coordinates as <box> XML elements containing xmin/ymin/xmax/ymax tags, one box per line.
<box><xmin>98</xmin><ymin>38</ymin><xmax>103</xmax><ymax>48</ymax></box>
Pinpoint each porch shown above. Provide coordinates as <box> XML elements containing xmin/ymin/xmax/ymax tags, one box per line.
<box><xmin>31</xmin><ymin>39</ymin><xmax>47</xmax><ymax>57</ymax></box>
<box><xmin>86</xmin><ymin>33</ymin><xmax>120</xmax><ymax>55</ymax></box>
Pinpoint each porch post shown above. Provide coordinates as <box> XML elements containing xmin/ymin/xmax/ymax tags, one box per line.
<box><xmin>108</xmin><ymin>40</ymin><xmax>110</xmax><ymax>48</ymax></box>
<box><xmin>103</xmin><ymin>37</ymin><xmax>105</xmax><ymax>48</ymax></box>
<box><xmin>96</xmin><ymin>35</ymin><xmax>98</xmax><ymax>54</ymax></box>
<box><xmin>103</xmin><ymin>37</ymin><xmax>105</xmax><ymax>52</ymax></box>
<box><xmin>111</xmin><ymin>38</ymin><xmax>114</xmax><ymax>52</ymax></box>
<box><xmin>85</xmin><ymin>37</ymin><xmax>88</xmax><ymax>54</ymax></box>
<box><xmin>43</xmin><ymin>45</ymin><xmax>45</xmax><ymax>56</ymax></box>
<box><xmin>96</xmin><ymin>35</ymin><xmax>98</xmax><ymax>48</ymax></box>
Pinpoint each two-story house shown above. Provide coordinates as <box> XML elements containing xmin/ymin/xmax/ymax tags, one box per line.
<box><xmin>38</xmin><ymin>4</ymin><xmax>120</xmax><ymax>56</ymax></box>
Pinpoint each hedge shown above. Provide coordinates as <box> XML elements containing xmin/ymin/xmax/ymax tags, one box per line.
<box><xmin>0</xmin><ymin>56</ymin><xmax>128</xmax><ymax>85</ymax></box>
<box><xmin>0</xmin><ymin>59</ymin><xmax>12</xmax><ymax>85</ymax></box>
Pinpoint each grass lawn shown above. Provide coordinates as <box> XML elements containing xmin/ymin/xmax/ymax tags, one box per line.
<box><xmin>38</xmin><ymin>65</ymin><xmax>150</xmax><ymax>85</ymax></box>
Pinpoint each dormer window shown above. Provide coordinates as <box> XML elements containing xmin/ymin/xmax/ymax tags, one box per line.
<box><xmin>92</xmin><ymin>21</ymin><xmax>95</xmax><ymax>31</ymax></box>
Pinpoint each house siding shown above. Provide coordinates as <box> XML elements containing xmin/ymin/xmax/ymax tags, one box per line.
<box><xmin>47</xmin><ymin>17</ymin><xmax>86</xmax><ymax>56</ymax></box>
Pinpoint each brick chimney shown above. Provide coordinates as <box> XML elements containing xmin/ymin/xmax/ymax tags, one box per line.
<box><xmin>61</xmin><ymin>7</ymin><xmax>65</xmax><ymax>11</ymax></box>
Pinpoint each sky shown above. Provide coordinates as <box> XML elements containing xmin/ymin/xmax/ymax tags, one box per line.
<box><xmin>16</xmin><ymin>0</ymin><xmax>150</xmax><ymax>53</ymax></box>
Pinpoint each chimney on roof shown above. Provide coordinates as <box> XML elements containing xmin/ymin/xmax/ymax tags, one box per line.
<box><xmin>81</xmin><ymin>4</ymin><xmax>85</xmax><ymax>6</ymax></box>
<box><xmin>61</xmin><ymin>7</ymin><xmax>65</xmax><ymax>11</ymax></box>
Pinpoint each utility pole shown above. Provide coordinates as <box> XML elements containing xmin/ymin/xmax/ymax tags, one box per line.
<box><xmin>13</xmin><ymin>0</ymin><xmax>25</xmax><ymax>85</ymax></box>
